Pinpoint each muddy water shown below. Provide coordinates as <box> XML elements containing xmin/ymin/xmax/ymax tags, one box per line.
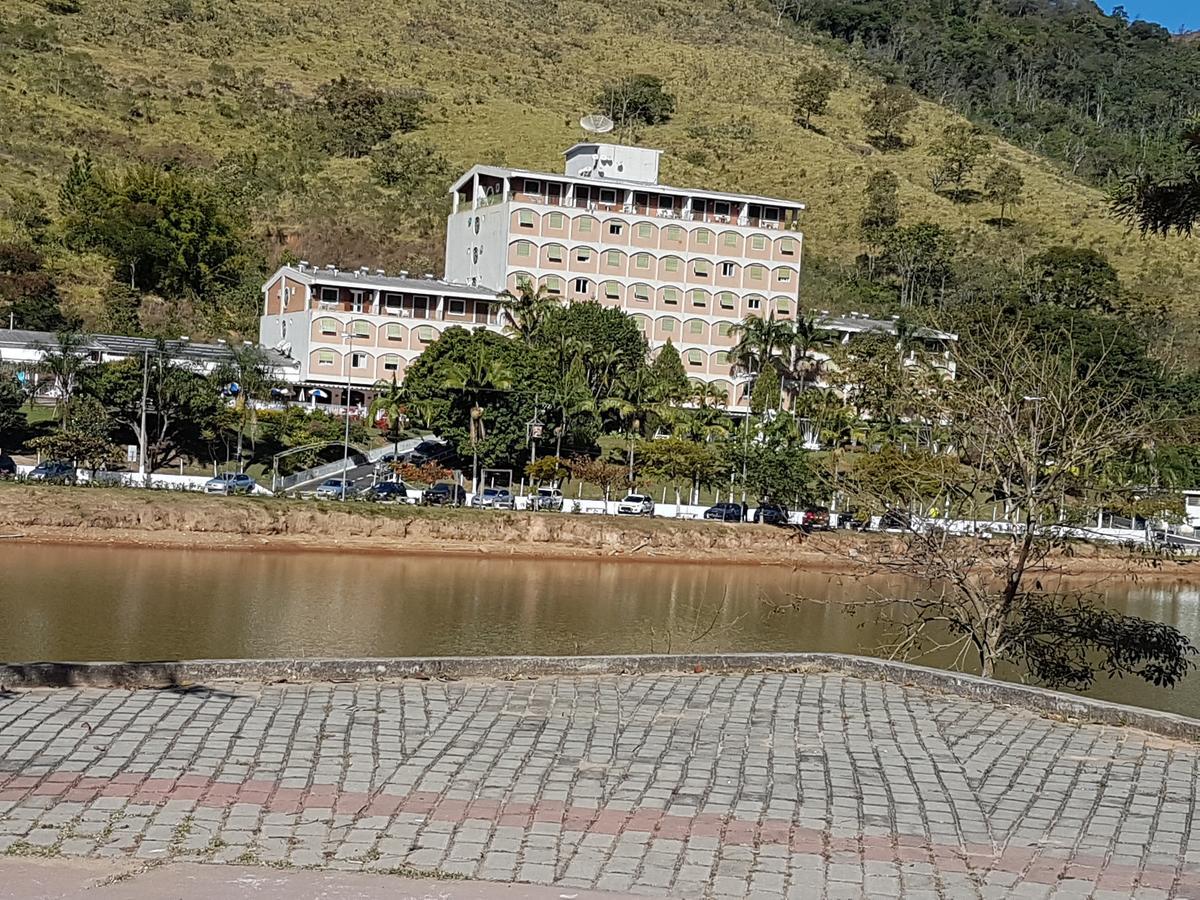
<box><xmin>3</xmin><ymin>543</ymin><xmax>1199</xmax><ymax>717</ymax></box>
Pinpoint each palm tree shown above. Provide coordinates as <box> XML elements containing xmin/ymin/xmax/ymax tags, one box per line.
<box><xmin>37</xmin><ymin>331</ymin><xmax>92</xmax><ymax>426</ymax></box>
<box><xmin>368</xmin><ymin>377</ymin><xmax>408</xmax><ymax>461</ymax></box>
<box><xmin>730</xmin><ymin>313</ymin><xmax>792</xmax><ymax>377</ymax></box>
<box><xmin>787</xmin><ymin>315</ymin><xmax>838</xmax><ymax>402</ymax></box>
<box><xmin>442</xmin><ymin>347</ymin><xmax>514</xmax><ymax>490</ymax></box>
<box><xmin>497</xmin><ymin>282</ymin><xmax>558</xmax><ymax>341</ymax></box>
<box><xmin>602</xmin><ymin>363</ymin><xmax>661</xmax><ymax>483</ymax></box>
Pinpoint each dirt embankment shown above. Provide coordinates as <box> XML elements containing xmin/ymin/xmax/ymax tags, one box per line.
<box><xmin>1</xmin><ymin>484</ymin><xmax>1197</xmax><ymax>577</ymax></box>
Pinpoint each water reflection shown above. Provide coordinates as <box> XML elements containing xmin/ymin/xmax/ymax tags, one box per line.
<box><xmin>1</xmin><ymin>544</ymin><xmax>1198</xmax><ymax>717</ymax></box>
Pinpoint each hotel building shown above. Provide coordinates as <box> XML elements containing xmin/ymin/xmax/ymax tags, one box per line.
<box><xmin>259</xmin><ymin>143</ymin><xmax>951</xmax><ymax>409</ymax></box>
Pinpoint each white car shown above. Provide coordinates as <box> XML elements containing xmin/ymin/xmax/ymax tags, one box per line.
<box><xmin>204</xmin><ymin>472</ymin><xmax>255</xmax><ymax>495</ymax></box>
<box><xmin>533</xmin><ymin>487</ymin><xmax>563</xmax><ymax>511</ymax></box>
<box><xmin>617</xmin><ymin>493</ymin><xmax>654</xmax><ymax>516</ymax></box>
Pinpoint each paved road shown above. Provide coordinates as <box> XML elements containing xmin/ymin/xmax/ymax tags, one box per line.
<box><xmin>0</xmin><ymin>673</ymin><xmax>1196</xmax><ymax>899</ymax></box>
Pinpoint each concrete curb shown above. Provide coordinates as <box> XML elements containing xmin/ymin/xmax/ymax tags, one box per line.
<box><xmin>2</xmin><ymin>653</ymin><xmax>1198</xmax><ymax>741</ymax></box>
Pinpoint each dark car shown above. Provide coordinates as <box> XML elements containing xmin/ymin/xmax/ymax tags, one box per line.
<box><xmin>801</xmin><ymin>507</ymin><xmax>831</xmax><ymax>532</ymax></box>
<box><xmin>704</xmin><ymin>502</ymin><xmax>744</xmax><ymax>522</ymax></box>
<box><xmin>408</xmin><ymin>440</ymin><xmax>450</xmax><ymax>466</ymax></box>
<box><xmin>361</xmin><ymin>481</ymin><xmax>411</xmax><ymax>503</ymax></box>
<box><xmin>879</xmin><ymin>509</ymin><xmax>912</xmax><ymax>531</ymax></box>
<box><xmin>0</xmin><ymin>454</ymin><xmax>15</xmax><ymax>478</ymax></box>
<box><xmin>422</xmin><ymin>482</ymin><xmax>466</xmax><ymax>507</ymax></box>
<box><xmin>754</xmin><ymin>503</ymin><xmax>790</xmax><ymax>526</ymax></box>
<box><xmin>28</xmin><ymin>461</ymin><xmax>76</xmax><ymax>484</ymax></box>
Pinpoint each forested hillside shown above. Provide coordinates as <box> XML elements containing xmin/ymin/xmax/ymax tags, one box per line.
<box><xmin>791</xmin><ymin>0</ymin><xmax>1200</xmax><ymax>181</ymax></box>
<box><xmin>2</xmin><ymin>0</ymin><xmax>1200</xmax><ymax>361</ymax></box>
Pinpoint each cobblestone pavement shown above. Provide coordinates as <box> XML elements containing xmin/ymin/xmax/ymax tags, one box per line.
<box><xmin>0</xmin><ymin>673</ymin><xmax>1197</xmax><ymax>899</ymax></box>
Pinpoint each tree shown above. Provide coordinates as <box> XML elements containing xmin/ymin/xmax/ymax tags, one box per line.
<box><xmin>214</xmin><ymin>344</ymin><xmax>277</xmax><ymax>471</ymax></box>
<box><xmin>567</xmin><ymin>455</ymin><xmax>627</xmax><ymax>510</ymax></box>
<box><xmin>369</xmin><ymin>376</ymin><xmax>408</xmax><ymax>460</ymax></box>
<box><xmin>596</xmin><ymin>74</ymin><xmax>675</xmax><ymax>138</ymax></box>
<box><xmin>526</xmin><ymin>456</ymin><xmax>568</xmax><ymax>486</ymax></box>
<box><xmin>730</xmin><ymin>313</ymin><xmax>792</xmax><ymax>377</ymax></box>
<box><xmin>312</xmin><ymin>76</ymin><xmax>425</xmax><ymax>158</ymax></box>
<box><xmin>0</xmin><ymin>369</ymin><xmax>24</xmax><ymax>449</ymax></box>
<box><xmin>791</xmin><ymin>65</ymin><xmax>838</xmax><ymax>128</ymax></box>
<box><xmin>860</xmin><ymin>170</ymin><xmax>899</xmax><ymax>241</ymax></box>
<box><xmin>443</xmin><ymin>344</ymin><xmax>515</xmax><ymax>489</ymax></box>
<box><xmin>750</xmin><ymin>365</ymin><xmax>781</xmax><ymax>415</ymax></box>
<box><xmin>637</xmin><ymin>436</ymin><xmax>721</xmax><ymax>506</ymax></box>
<box><xmin>27</xmin><ymin>396</ymin><xmax>118</xmax><ymax>473</ymax></box>
<box><xmin>862</xmin><ymin>84</ymin><xmax>918</xmax><ymax>150</ymax></box>
<box><xmin>602</xmin><ymin>362</ymin><xmax>662</xmax><ymax>483</ymax></box>
<box><xmin>881</xmin><ymin>223</ymin><xmax>952</xmax><ymax>308</ymax></box>
<box><xmin>1113</xmin><ymin>127</ymin><xmax>1200</xmax><ymax>235</ymax></box>
<box><xmin>984</xmin><ymin>162</ymin><xmax>1025</xmax><ymax>225</ymax></box>
<box><xmin>498</xmin><ymin>281</ymin><xmax>558</xmax><ymax>341</ymax></box>
<box><xmin>929</xmin><ymin>124</ymin><xmax>990</xmax><ymax>201</ymax></box>
<box><xmin>650</xmin><ymin>340</ymin><xmax>690</xmax><ymax>404</ymax></box>
<box><xmin>0</xmin><ymin>241</ymin><xmax>70</xmax><ymax>331</ymax></box>
<box><xmin>370</xmin><ymin>138</ymin><xmax>451</xmax><ymax>193</ymax></box>
<box><xmin>788</xmin><ymin>315</ymin><xmax>838</xmax><ymax>400</ymax></box>
<box><xmin>837</xmin><ymin>321</ymin><xmax>1196</xmax><ymax>689</ymax></box>
<box><xmin>1027</xmin><ymin>247</ymin><xmax>1121</xmax><ymax>314</ymax></box>
<box><xmin>90</xmin><ymin>354</ymin><xmax>222</xmax><ymax>476</ymax></box>
<box><xmin>37</xmin><ymin>331</ymin><xmax>92</xmax><ymax>426</ymax></box>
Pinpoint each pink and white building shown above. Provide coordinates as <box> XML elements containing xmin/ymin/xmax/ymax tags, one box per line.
<box><xmin>444</xmin><ymin>143</ymin><xmax>806</xmax><ymax>409</ymax></box>
<box><xmin>259</xmin><ymin>143</ymin><xmax>808</xmax><ymax>409</ymax></box>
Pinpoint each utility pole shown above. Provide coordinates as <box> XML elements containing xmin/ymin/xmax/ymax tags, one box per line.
<box><xmin>527</xmin><ymin>394</ymin><xmax>544</xmax><ymax>467</ymax></box>
<box><xmin>138</xmin><ymin>349</ymin><xmax>150</xmax><ymax>487</ymax></box>
<box><xmin>340</xmin><ymin>330</ymin><xmax>355</xmax><ymax>501</ymax></box>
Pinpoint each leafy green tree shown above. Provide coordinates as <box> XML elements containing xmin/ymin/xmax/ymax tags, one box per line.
<box><xmin>100</xmin><ymin>281</ymin><xmax>142</xmax><ymax>335</ymax></box>
<box><xmin>602</xmin><ymin>362</ymin><xmax>662</xmax><ymax>482</ymax></box>
<box><xmin>929</xmin><ymin>123</ymin><xmax>990</xmax><ymax>201</ymax></box>
<box><xmin>535</xmin><ymin>301</ymin><xmax>648</xmax><ymax>394</ymax></box>
<box><xmin>788</xmin><ymin>315</ymin><xmax>838</xmax><ymax>400</ymax></box>
<box><xmin>984</xmin><ymin>162</ymin><xmax>1025</xmax><ymax>225</ymax></box>
<box><xmin>882</xmin><ymin>223</ymin><xmax>952</xmax><ymax>308</ymax></box>
<box><xmin>89</xmin><ymin>354</ymin><xmax>222</xmax><ymax>475</ymax></box>
<box><xmin>567</xmin><ymin>455</ymin><xmax>628</xmax><ymax>508</ymax></box>
<box><xmin>750</xmin><ymin>364</ymin><xmax>781</xmax><ymax>415</ymax></box>
<box><xmin>525</xmin><ymin>455</ymin><xmax>568</xmax><ymax>486</ymax></box>
<box><xmin>28</xmin><ymin>396</ymin><xmax>117</xmax><ymax>473</ymax></box>
<box><xmin>0</xmin><ymin>241</ymin><xmax>70</xmax><ymax>331</ymax></box>
<box><xmin>498</xmin><ymin>281</ymin><xmax>558</xmax><ymax>342</ymax></box>
<box><xmin>213</xmin><ymin>344</ymin><xmax>277</xmax><ymax>470</ymax></box>
<box><xmin>442</xmin><ymin>343</ymin><xmax>515</xmax><ymax>489</ymax></box>
<box><xmin>862</xmin><ymin>84</ymin><xmax>918</xmax><ymax>150</ymax></box>
<box><xmin>596</xmin><ymin>74</ymin><xmax>675</xmax><ymax>137</ymax></box>
<box><xmin>312</xmin><ymin>76</ymin><xmax>425</xmax><ymax>158</ymax></box>
<box><xmin>1027</xmin><ymin>247</ymin><xmax>1121</xmax><ymax>314</ymax></box>
<box><xmin>0</xmin><ymin>369</ymin><xmax>24</xmax><ymax>449</ymax></box>
<box><xmin>369</xmin><ymin>376</ymin><xmax>409</xmax><ymax>461</ymax></box>
<box><xmin>650</xmin><ymin>340</ymin><xmax>689</xmax><ymax>403</ymax></box>
<box><xmin>637</xmin><ymin>436</ymin><xmax>721</xmax><ymax>506</ymax></box>
<box><xmin>730</xmin><ymin>313</ymin><xmax>792</xmax><ymax>377</ymax></box>
<box><xmin>791</xmin><ymin>65</ymin><xmax>838</xmax><ymax>128</ymax></box>
<box><xmin>860</xmin><ymin>170</ymin><xmax>900</xmax><ymax>243</ymax></box>
<box><xmin>58</xmin><ymin>155</ymin><xmax>253</xmax><ymax>303</ymax></box>
<box><xmin>370</xmin><ymin>138</ymin><xmax>452</xmax><ymax>192</ymax></box>
<box><xmin>37</xmin><ymin>331</ymin><xmax>92</xmax><ymax>426</ymax></box>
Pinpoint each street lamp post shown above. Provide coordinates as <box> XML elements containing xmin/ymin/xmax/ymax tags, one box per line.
<box><xmin>341</xmin><ymin>330</ymin><xmax>356</xmax><ymax>501</ymax></box>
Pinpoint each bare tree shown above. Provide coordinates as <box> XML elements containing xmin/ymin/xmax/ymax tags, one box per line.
<box><xmin>829</xmin><ymin>320</ymin><xmax>1195</xmax><ymax>689</ymax></box>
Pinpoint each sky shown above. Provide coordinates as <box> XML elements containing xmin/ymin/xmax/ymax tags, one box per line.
<box><xmin>1098</xmin><ymin>1</ymin><xmax>1200</xmax><ymax>31</ymax></box>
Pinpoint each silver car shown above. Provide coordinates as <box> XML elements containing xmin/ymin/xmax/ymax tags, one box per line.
<box><xmin>204</xmin><ymin>472</ymin><xmax>255</xmax><ymax>495</ymax></box>
<box><xmin>472</xmin><ymin>487</ymin><xmax>515</xmax><ymax>509</ymax></box>
<box><xmin>315</xmin><ymin>478</ymin><xmax>353</xmax><ymax>500</ymax></box>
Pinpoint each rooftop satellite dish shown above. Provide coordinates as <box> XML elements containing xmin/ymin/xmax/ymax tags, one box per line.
<box><xmin>580</xmin><ymin>114</ymin><xmax>614</xmax><ymax>134</ymax></box>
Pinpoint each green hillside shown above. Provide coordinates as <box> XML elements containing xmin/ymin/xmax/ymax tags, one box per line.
<box><xmin>2</xmin><ymin>0</ymin><xmax>1199</xmax><ymax>343</ymax></box>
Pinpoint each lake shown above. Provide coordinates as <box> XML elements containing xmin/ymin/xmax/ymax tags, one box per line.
<box><xmin>3</xmin><ymin>543</ymin><xmax>1199</xmax><ymax>717</ymax></box>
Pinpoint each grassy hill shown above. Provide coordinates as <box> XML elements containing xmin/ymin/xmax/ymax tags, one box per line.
<box><xmin>3</xmin><ymin>0</ymin><xmax>1200</xmax><ymax>338</ymax></box>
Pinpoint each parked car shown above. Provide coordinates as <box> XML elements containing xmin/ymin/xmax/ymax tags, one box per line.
<box><xmin>801</xmin><ymin>507</ymin><xmax>831</xmax><ymax>532</ymax></box>
<box><xmin>471</xmin><ymin>487</ymin><xmax>514</xmax><ymax>509</ymax></box>
<box><xmin>836</xmin><ymin>511</ymin><xmax>870</xmax><ymax>530</ymax></box>
<box><xmin>407</xmin><ymin>440</ymin><xmax>450</xmax><ymax>466</ymax></box>
<box><xmin>315</xmin><ymin>478</ymin><xmax>353</xmax><ymax>500</ymax></box>
<box><xmin>28</xmin><ymin>461</ymin><xmax>76</xmax><ymax>484</ymax></box>
<box><xmin>532</xmin><ymin>487</ymin><xmax>564</xmax><ymax>511</ymax></box>
<box><xmin>361</xmin><ymin>481</ymin><xmax>411</xmax><ymax>503</ymax></box>
<box><xmin>753</xmin><ymin>502</ymin><xmax>791</xmax><ymax>526</ymax></box>
<box><xmin>422</xmin><ymin>482</ymin><xmax>466</xmax><ymax>507</ymax></box>
<box><xmin>879</xmin><ymin>508</ymin><xmax>912</xmax><ymax>531</ymax></box>
<box><xmin>617</xmin><ymin>493</ymin><xmax>655</xmax><ymax>516</ymax></box>
<box><xmin>0</xmin><ymin>454</ymin><xmax>15</xmax><ymax>479</ymax></box>
<box><xmin>203</xmin><ymin>472</ymin><xmax>256</xmax><ymax>495</ymax></box>
<box><xmin>704</xmin><ymin>502</ymin><xmax>744</xmax><ymax>522</ymax></box>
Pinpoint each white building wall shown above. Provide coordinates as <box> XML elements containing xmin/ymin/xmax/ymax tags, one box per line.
<box><xmin>445</xmin><ymin>201</ymin><xmax>511</xmax><ymax>290</ymax></box>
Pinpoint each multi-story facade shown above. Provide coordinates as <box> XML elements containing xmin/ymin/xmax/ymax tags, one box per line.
<box><xmin>258</xmin><ymin>264</ymin><xmax>503</xmax><ymax>404</ymax></box>
<box><xmin>444</xmin><ymin>143</ymin><xmax>806</xmax><ymax>409</ymax></box>
<box><xmin>259</xmin><ymin>143</ymin><xmax>955</xmax><ymax>412</ymax></box>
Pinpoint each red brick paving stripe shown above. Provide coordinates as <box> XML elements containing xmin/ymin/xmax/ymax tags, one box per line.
<box><xmin>1</xmin><ymin>767</ymin><xmax>1198</xmax><ymax>892</ymax></box>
